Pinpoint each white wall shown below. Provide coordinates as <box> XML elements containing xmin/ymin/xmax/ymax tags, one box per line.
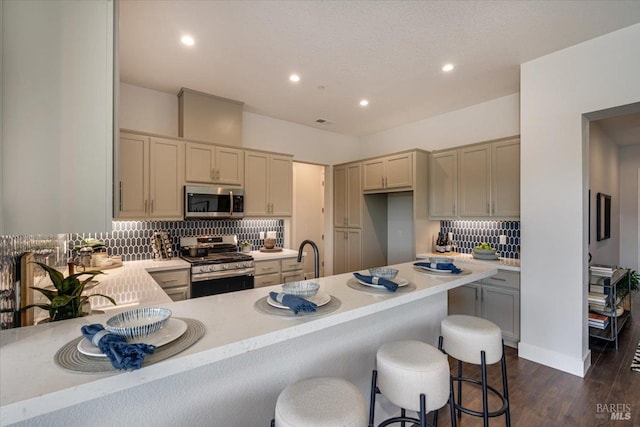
<box><xmin>118</xmin><ymin>83</ymin><xmax>360</xmax><ymax>165</ymax></box>
<box><xmin>589</xmin><ymin>122</ymin><xmax>620</xmax><ymax>266</ymax></box>
<box><xmin>387</xmin><ymin>192</ymin><xmax>414</xmax><ymax>264</ymax></box>
<box><xmin>358</xmin><ymin>93</ymin><xmax>520</xmax><ymax>155</ymax></box>
<box><xmin>119</xmin><ymin>83</ymin><xmax>179</xmax><ymax>137</ymax></box>
<box><xmin>520</xmin><ymin>23</ymin><xmax>640</xmax><ymax>377</ymax></box>
<box><xmin>619</xmin><ymin>145</ymin><xmax>640</xmax><ymax>271</ymax></box>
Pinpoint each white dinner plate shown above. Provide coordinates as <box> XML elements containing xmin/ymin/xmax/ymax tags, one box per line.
<box><xmin>355</xmin><ymin>277</ymin><xmax>409</xmax><ymax>289</ymax></box>
<box><xmin>267</xmin><ymin>291</ymin><xmax>331</xmax><ymax>310</ymax></box>
<box><xmin>77</xmin><ymin>318</ymin><xmax>188</xmax><ymax>357</ymax></box>
<box><xmin>414</xmin><ymin>265</ymin><xmax>464</xmax><ymax>274</ymax></box>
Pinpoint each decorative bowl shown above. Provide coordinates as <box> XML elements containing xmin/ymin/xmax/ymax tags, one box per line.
<box><xmin>473</xmin><ymin>248</ymin><xmax>497</xmax><ymax>255</ymax></box>
<box><xmin>281</xmin><ymin>281</ymin><xmax>320</xmax><ymax>298</ymax></box>
<box><xmin>368</xmin><ymin>267</ymin><xmax>399</xmax><ymax>280</ymax></box>
<box><xmin>105</xmin><ymin>307</ymin><xmax>171</xmax><ymax>340</ymax></box>
<box><xmin>429</xmin><ymin>257</ymin><xmax>454</xmax><ymax>264</ymax></box>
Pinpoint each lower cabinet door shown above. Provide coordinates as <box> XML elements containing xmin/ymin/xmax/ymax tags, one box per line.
<box><xmin>481</xmin><ymin>286</ymin><xmax>520</xmax><ymax>342</ymax></box>
<box><xmin>448</xmin><ymin>284</ymin><xmax>481</xmax><ymax>316</ymax></box>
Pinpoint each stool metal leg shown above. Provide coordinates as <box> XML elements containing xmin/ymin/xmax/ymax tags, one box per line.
<box><xmin>501</xmin><ymin>341</ymin><xmax>511</xmax><ymax>427</ymax></box>
<box><xmin>432</xmin><ymin>408</ymin><xmax>438</xmax><ymax>426</ymax></box>
<box><xmin>480</xmin><ymin>350</ymin><xmax>489</xmax><ymax>427</ymax></box>
<box><xmin>419</xmin><ymin>394</ymin><xmax>427</xmax><ymax>427</ymax></box>
<box><xmin>457</xmin><ymin>360</ymin><xmax>463</xmax><ymax>419</ymax></box>
<box><xmin>401</xmin><ymin>408</ymin><xmax>406</xmax><ymax>427</ymax></box>
<box><xmin>369</xmin><ymin>370</ymin><xmax>378</xmax><ymax>427</ymax></box>
<box><xmin>449</xmin><ymin>373</ymin><xmax>457</xmax><ymax>427</ymax></box>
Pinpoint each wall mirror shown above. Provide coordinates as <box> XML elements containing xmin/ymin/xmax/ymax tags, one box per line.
<box><xmin>596</xmin><ymin>192</ymin><xmax>611</xmax><ymax>241</ymax></box>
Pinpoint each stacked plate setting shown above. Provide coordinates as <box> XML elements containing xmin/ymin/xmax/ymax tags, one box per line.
<box><xmin>77</xmin><ymin>307</ymin><xmax>188</xmax><ymax>357</ymax></box>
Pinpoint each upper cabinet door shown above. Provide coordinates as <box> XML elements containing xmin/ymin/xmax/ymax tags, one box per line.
<box><xmin>149</xmin><ymin>138</ymin><xmax>184</xmax><ymax>219</ymax></box>
<box><xmin>244</xmin><ymin>151</ymin><xmax>270</xmax><ymax>216</ymax></box>
<box><xmin>459</xmin><ymin>144</ymin><xmax>491</xmax><ymax>217</ymax></box>
<box><xmin>362</xmin><ymin>159</ymin><xmax>385</xmax><ymax>191</ymax></box>
<box><xmin>346</xmin><ymin>163</ymin><xmax>362</xmax><ymax>228</ymax></box>
<box><xmin>334</xmin><ymin>166</ymin><xmax>347</xmax><ymax>227</ymax></box>
<box><xmin>185</xmin><ymin>142</ymin><xmax>215</xmax><ymax>183</ymax></box>
<box><xmin>384</xmin><ymin>153</ymin><xmax>412</xmax><ymax>189</ymax></box>
<box><xmin>334</xmin><ymin>163</ymin><xmax>362</xmax><ymax>228</ymax></box>
<box><xmin>119</xmin><ymin>133</ymin><xmax>149</xmax><ymax>219</ymax></box>
<box><xmin>1</xmin><ymin>0</ymin><xmax>114</xmax><ymax>234</ymax></box>
<box><xmin>429</xmin><ymin>150</ymin><xmax>458</xmax><ymax>218</ymax></box>
<box><xmin>269</xmin><ymin>155</ymin><xmax>293</xmax><ymax>216</ymax></box>
<box><xmin>215</xmin><ymin>146</ymin><xmax>244</xmax><ymax>186</ymax></box>
<box><xmin>492</xmin><ymin>139</ymin><xmax>520</xmax><ymax>217</ymax></box>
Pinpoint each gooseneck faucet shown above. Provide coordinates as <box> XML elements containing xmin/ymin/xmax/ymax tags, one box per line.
<box><xmin>297</xmin><ymin>239</ymin><xmax>319</xmax><ymax>279</ymax></box>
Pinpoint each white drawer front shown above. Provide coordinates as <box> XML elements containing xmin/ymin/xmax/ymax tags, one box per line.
<box><xmin>281</xmin><ymin>257</ymin><xmax>304</xmax><ymax>272</ymax></box>
<box><xmin>149</xmin><ymin>269</ymin><xmax>190</xmax><ymax>289</ymax></box>
<box><xmin>282</xmin><ymin>271</ymin><xmax>305</xmax><ymax>283</ymax></box>
<box><xmin>482</xmin><ymin>270</ymin><xmax>519</xmax><ymax>290</ymax></box>
<box><xmin>254</xmin><ymin>273</ymin><xmax>281</xmax><ymax>288</ymax></box>
<box><xmin>255</xmin><ymin>260</ymin><xmax>280</xmax><ymax>275</ymax></box>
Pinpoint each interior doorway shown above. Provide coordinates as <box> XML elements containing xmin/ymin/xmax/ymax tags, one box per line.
<box><xmin>292</xmin><ymin>162</ymin><xmax>326</xmax><ymax>278</ymax></box>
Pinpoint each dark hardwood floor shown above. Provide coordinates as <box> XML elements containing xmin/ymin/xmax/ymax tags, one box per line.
<box><xmin>427</xmin><ymin>291</ymin><xmax>640</xmax><ymax>427</ymax></box>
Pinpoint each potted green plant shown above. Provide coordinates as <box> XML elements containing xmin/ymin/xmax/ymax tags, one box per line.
<box><xmin>22</xmin><ymin>262</ymin><xmax>116</xmax><ymax>322</ymax></box>
<box><xmin>240</xmin><ymin>241</ymin><xmax>252</xmax><ymax>253</ymax></box>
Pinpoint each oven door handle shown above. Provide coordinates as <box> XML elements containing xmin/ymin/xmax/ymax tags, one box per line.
<box><xmin>192</xmin><ymin>268</ymin><xmax>255</xmax><ymax>282</ymax></box>
<box><xmin>229</xmin><ymin>190</ymin><xmax>233</xmax><ymax>216</ymax></box>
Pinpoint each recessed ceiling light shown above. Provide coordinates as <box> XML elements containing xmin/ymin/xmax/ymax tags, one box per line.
<box><xmin>359</xmin><ymin>99</ymin><xmax>369</xmax><ymax>107</ymax></box>
<box><xmin>289</xmin><ymin>74</ymin><xmax>300</xmax><ymax>83</ymax></box>
<box><xmin>181</xmin><ymin>35</ymin><xmax>195</xmax><ymax>46</ymax></box>
<box><xmin>442</xmin><ymin>63</ymin><xmax>454</xmax><ymax>72</ymax></box>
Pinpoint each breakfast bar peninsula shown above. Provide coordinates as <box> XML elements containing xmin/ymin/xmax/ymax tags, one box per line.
<box><xmin>0</xmin><ymin>260</ymin><xmax>497</xmax><ymax>426</ymax></box>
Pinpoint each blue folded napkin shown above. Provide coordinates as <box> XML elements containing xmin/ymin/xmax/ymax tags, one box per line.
<box><xmin>269</xmin><ymin>292</ymin><xmax>317</xmax><ymax>314</ymax></box>
<box><xmin>81</xmin><ymin>324</ymin><xmax>155</xmax><ymax>370</ymax></box>
<box><xmin>353</xmin><ymin>272</ymin><xmax>398</xmax><ymax>292</ymax></box>
<box><xmin>414</xmin><ymin>262</ymin><xmax>462</xmax><ymax>274</ymax></box>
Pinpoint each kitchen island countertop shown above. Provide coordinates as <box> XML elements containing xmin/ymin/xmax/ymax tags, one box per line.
<box><xmin>0</xmin><ymin>260</ymin><xmax>497</xmax><ymax>425</ymax></box>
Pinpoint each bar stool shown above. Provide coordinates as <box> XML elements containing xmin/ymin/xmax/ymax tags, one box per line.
<box><xmin>273</xmin><ymin>377</ymin><xmax>368</xmax><ymax>427</ymax></box>
<box><xmin>369</xmin><ymin>340</ymin><xmax>456</xmax><ymax>427</ymax></box>
<box><xmin>439</xmin><ymin>315</ymin><xmax>511</xmax><ymax>427</ymax></box>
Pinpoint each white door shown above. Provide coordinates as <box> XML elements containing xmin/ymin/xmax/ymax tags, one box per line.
<box><xmin>292</xmin><ymin>162</ymin><xmax>325</xmax><ymax>278</ymax></box>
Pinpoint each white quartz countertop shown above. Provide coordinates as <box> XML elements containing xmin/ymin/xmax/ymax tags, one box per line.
<box><xmin>249</xmin><ymin>248</ymin><xmax>302</xmax><ymax>261</ymax></box>
<box><xmin>0</xmin><ymin>259</ymin><xmax>496</xmax><ymax>425</ymax></box>
<box><xmin>416</xmin><ymin>252</ymin><xmax>520</xmax><ymax>272</ymax></box>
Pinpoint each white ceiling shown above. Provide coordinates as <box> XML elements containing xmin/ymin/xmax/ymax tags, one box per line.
<box><xmin>596</xmin><ymin>112</ymin><xmax>640</xmax><ymax>147</ymax></box>
<box><xmin>119</xmin><ymin>1</ymin><xmax>640</xmax><ymax>137</ymax></box>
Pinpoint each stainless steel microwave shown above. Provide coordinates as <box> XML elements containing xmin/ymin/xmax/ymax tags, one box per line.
<box><xmin>184</xmin><ymin>185</ymin><xmax>245</xmax><ymax>219</ymax></box>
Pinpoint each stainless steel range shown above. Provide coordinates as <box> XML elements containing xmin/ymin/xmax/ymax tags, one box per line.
<box><xmin>179</xmin><ymin>235</ymin><xmax>254</xmax><ymax>298</ymax></box>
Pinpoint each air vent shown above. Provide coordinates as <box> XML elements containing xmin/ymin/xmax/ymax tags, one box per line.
<box><xmin>315</xmin><ymin>118</ymin><xmax>334</xmax><ymax>125</ymax></box>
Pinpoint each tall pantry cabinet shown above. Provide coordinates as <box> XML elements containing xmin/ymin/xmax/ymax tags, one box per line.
<box><xmin>333</xmin><ymin>162</ymin><xmax>363</xmax><ymax>274</ymax></box>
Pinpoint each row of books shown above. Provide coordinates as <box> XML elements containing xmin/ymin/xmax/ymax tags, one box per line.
<box><xmin>590</xmin><ymin>264</ymin><xmax>617</xmax><ymax>277</ymax></box>
<box><xmin>588</xmin><ymin>312</ymin><xmax>609</xmax><ymax>330</ymax></box>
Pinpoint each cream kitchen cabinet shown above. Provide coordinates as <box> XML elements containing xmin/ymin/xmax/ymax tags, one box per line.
<box><xmin>244</xmin><ymin>151</ymin><xmax>293</xmax><ymax>216</ymax></box>
<box><xmin>334</xmin><ymin>162</ymin><xmax>362</xmax><ymax>228</ymax></box>
<box><xmin>148</xmin><ymin>268</ymin><xmax>191</xmax><ymax>301</ymax></box>
<box><xmin>253</xmin><ymin>257</ymin><xmax>305</xmax><ymax>288</ymax></box>
<box><xmin>448</xmin><ymin>270</ymin><xmax>520</xmax><ymax>347</ymax></box>
<box><xmin>185</xmin><ymin>142</ymin><xmax>243</xmax><ymax>186</ymax></box>
<box><xmin>362</xmin><ymin>153</ymin><xmax>413</xmax><ymax>192</ymax></box>
<box><xmin>429</xmin><ymin>150</ymin><xmax>458</xmax><ymax>218</ymax></box>
<box><xmin>334</xmin><ymin>228</ymin><xmax>362</xmax><ymax>275</ymax></box>
<box><xmin>459</xmin><ymin>144</ymin><xmax>491</xmax><ymax>217</ymax></box>
<box><xmin>118</xmin><ymin>133</ymin><xmax>185</xmax><ymax>220</ymax></box>
<box><xmin>430</xmin><ymin>138</ymin><xmax>520</xmax><ymax>219</ymax></box>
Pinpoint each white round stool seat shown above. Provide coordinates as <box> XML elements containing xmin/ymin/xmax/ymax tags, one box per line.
<box><xmin>441</xmin><ymin>315</ymin><xmax>503</xmax><ymax>365</ymax></box>
<box><xmin>274</xmin><ymin>377</ymin><xmax>367</xmax><ymax>427</ymax></box>
<box><xmin>376</xmin><ymin>340</ymin><xmax>450</xmax><ymax>413</ymax></box>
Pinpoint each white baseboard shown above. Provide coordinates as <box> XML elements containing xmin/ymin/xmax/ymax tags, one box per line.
<box><xmin>518</xmin><ymin>341</ymin><xmax>590</xmax><ymax>378</ymax></box>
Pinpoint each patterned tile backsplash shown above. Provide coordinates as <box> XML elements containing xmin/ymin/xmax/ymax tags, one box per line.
<box><xmin>440</xmin><ymin>220</ymin><xmax>520</xmax><ymax>259</ymax></box>
<box><xmin>0</xmin><ymin>219</ymin><xmax>283</xmax><ymax>329</ymax></box>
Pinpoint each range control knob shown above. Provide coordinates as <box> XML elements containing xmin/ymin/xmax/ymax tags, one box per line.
<box><xmin>222</xmin><ymin>264</ymin><xmax>228</xmax><ymax>270</ymax></box>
